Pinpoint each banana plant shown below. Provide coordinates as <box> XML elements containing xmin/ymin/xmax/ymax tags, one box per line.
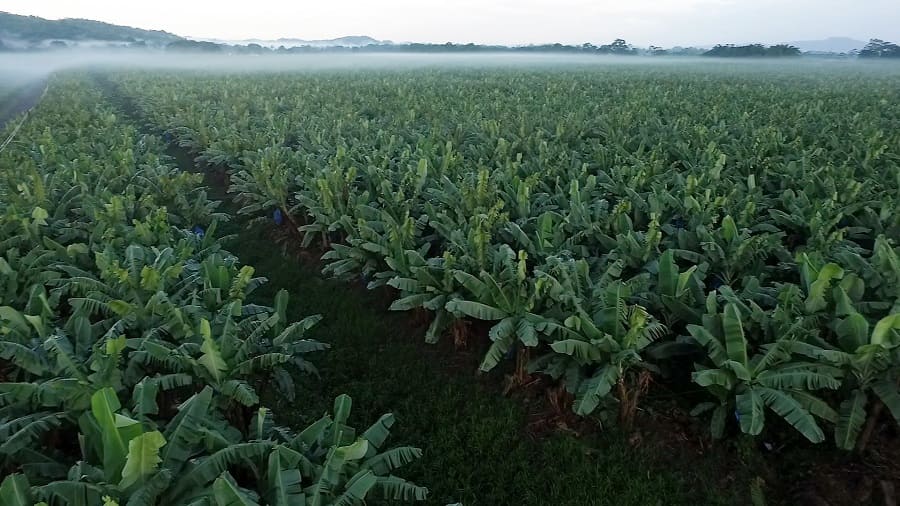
<box><xmin>0</xmin><ymin>239</ymin><xmax>82</xmax><ymax>307</ymax></box>
<box><xmin>283</xmin><ymin>394</ymin><xmax>428</xmax><ymax>505</ymax></box>
<box><xmin>195</xmin><ymin>253</ymin><xmax>268</xmax><ymax>313</ymax></box>
<box><xmin>770</xmin><ymin>189</ymin><xmax>858</xmax><ymax>254</ymax></box>
<box><xmin>231</xmin><ymin>146</ymin><xmax>302</xmax><ymax>228</ymax></box>
<box><xmin>534</xmin><ymin>175</ymin><xmax>613</xmax><ymax>258</ymax></box>
<box><xmin>0</xmin><ymin>323</ymin><xmax>178</xmax><ymax>474</ymax></box>
<box><xmin>643</xmin><ymin>249</ymin><xmax>707</xmax><ymax>326</ymax></box>
<box><xmin>532</xmin><ymin>281</ymin><xmax>667</xmax><ymax>419</ymax></box>
<box><xmin>19</xmin><ymin>387</ymin><xmax>263</xmax><ymax>506</ymax></box>
<box><xmin>133</xmin><ymin>295</ymin><xmax>326</xmax><ymax>408</ymax></box>
<box><xmin>387</xmin><ymin>249</ymin><xmax>464</xmax><ymax>344</ymax></box>
<box><xmin>793</xmin><ymin>312</ymin><xmax>900</xmax><ymax>450</ymax></box>
<box><xmin>689</xmin><ymin>301</ymin><xmax>842</xmax><ymax>442</ymax></box>
<box><xmin>606</xmin><ymin>212</ymin><xmax>664</xmax><ymax>271</ymax></box>
<box><xmin>1</xmin><ymin>388</ymin><xmax>171</xmax><ymax>505</ymax></box>
<box><xmin>0</xmin><ymin>304</ymin><xmax>51</xmax><ymax>382</ymax></box>
<box><xmin>321</xmin><ymin>206</ymin><xmax>425</xmax><ymax>285</ymax></box>
<box><xmin>830</xmin><ymin>235</ymin><xmax>900</xmax><ymax>314</ymax></box>
<box><xmin>444</xmin><ymin>245</ymin><xmax>560</xmax><ymax>371</ymax></box>
<box><xmin>1</xmin><ymin>323</ymin><xmax>124</xmax><ymax>411</ymax></box>
<box><xmin>0</xmin><ymin>76</ymin><xmax>437</xmax><ymax>506</ymax></box>
<box><xmin>502</xmin><ymin>210</ymin><xmax>575</xmax><ymax>261</ymax></box>
<box><xmin>54</xmin><ymin>244</ymin><xmax>200</xmax><ymax>343</ymax></box>
<box><xmin>386</xmin><ymin>208</ymin><xmax>513</xmax><ymax>346</ymax></box>
<box><xmin>295</xmin><ymin>157</ymin><xmax>368</xmax><ymax>249</ymax></box>
<box><xmin>0</xmin><ymin>474</ymin><xmax>40</xmax><ymax>506</ymax></box>
<box><xmin>127</xmin><ymin>393</ymin><xmax>426</xmax><ymax>506</ymax></box>
<box><xmin>679</xmin><ymin>215</ymin><xmax>787</xmax><ymax>289</ymax></box>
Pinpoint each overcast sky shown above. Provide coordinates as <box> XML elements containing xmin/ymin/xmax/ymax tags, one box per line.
<box><xmin>3</xmin><ymin>1</ymin><xmax>898</xmax><ymax>47</ymax></box>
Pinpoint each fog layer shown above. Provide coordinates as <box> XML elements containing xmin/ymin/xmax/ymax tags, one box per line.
<box><xmin>2</xmin><ymin>49</ymin><xmax>900</xmax><ymax>88</ymax></box>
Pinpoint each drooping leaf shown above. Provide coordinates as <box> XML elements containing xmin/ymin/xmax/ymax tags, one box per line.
<box><xmin>373</xmin><ymin>476</ymin><xmax>429</xmax><ymax>502</ymax></box>
<box><xmin>758</xmin><ymin>387</ymin><xmax>825</xmax><ymax>443</ymax></box>
<box><xmin>91</xmin><ymin>387</ymin><xmax>142</xmax><ymax>482</ymax></box>
<box><xmin>361</xmin><ymin>413</ymin><xmax>395</xmax><ymax>451</ymax></box>
<box><xmin>804</xmin><ymin>263</ymin><xmax>844</xmax><ymax>314</ymax></box>
<box><xmin>362</xmin><ymin>446</ymin><xmax>423</xmax><ymax>475</ymax></box>
<box><xmin>573</xmin><ymin>365</ymin><xmax>619</xmax><ymax>416</ymax></box>
<box><xmin>445</xmin><ymin>300</ymin><xmax>506</xmax><ymax>321</ymax></box>
<box><xmin>835</xmin><ymin>313</ymin><xmax>869</xmax><ymax>352</ymax></box>
<box><xmin>722</xmin><ymin>304</ymin><xmax>748</xmax><ymax>368</ymax></box>
<box><xmin>120</xmin><ymin>431</ymin><xmax>167</xmax><ymax>489</ymax></box>
<box><xmin>161</xmin><ymin>387</ymin><xmax>213</xmax><ymax>471</ymax></box>
<box><xmin>549</xmin><ymin>339</ymin><xmax>603</xmax><ymax>363</ymax></box>
<box><xmin>199</xmin><ymin>319</ymin><xmax>228</xmax><ymax>383</ymax></box>
<box><xmin>333</xmin><ymin>469</ymin><xmax>377</xmax><ymax>506</ymax></box>
<box><xmin>687</xmin><ymin>324</ymin><xmax>728</xmax><ymax>367</ymax></box>
<box><xmin>0</xmin><ymin>474</ymin><xmax>32</xmax><ymax>506</ymax></box>
<box><xmin>871</xmin><ymin>380</ymin><xmax>900</xmax><ymax>425</ymax></box>
<box><xmin>871</xmin><ymin>313</ymin><xmax>900</xmax><ymax>346</ymax></box>
<box><xmin>213</xmin><ymin>471</ymin><xmax>260</xmax><ymax>506</ymax></box>
<box><xmin>736</xmin><ymin>388</ymin><xmax>765</xmax><ymax>435</ymax></box>
<box><xmin>835</xmin><ymin>389</ymin><xmax>868</xmax><ymax>450</ymax></box>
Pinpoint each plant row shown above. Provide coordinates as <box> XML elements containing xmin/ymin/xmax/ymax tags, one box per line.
<box><xmin>113</xmin><ymin>66</ymin><xmax>900</xmax><ymax>450</ymax></box>
<box><xmin>0</xmin><ymin>76</ymin><xmax>427</xmax><ymax>505</ymax></box>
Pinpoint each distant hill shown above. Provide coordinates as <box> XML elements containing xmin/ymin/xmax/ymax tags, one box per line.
<box><xmin>202</xmin><ymin>35</ymin><xmax>388</xmax><ymax>48</ymax></box>
<box><xmin>0</xmin><ymin>12</ymin><xmax>883</xmax><ymax>57</ymax></box>
<box><xmin>787</xmin><ymin>37</ymin><xmax>867</xmax><ymax>53</ymax></box>
<box><xmin>0</xmin><ymin>11</ymin><xmax>182</xmax><ymax>49</ymax></box>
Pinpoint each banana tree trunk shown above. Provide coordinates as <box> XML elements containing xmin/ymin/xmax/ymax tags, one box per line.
<box><xmin>858</xmin><ymin>399</ymin><xmax>884</xmax><ymax>452</ymax></box>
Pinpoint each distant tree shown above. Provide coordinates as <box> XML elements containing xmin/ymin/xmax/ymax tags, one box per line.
<box><xmin>705</xmin><ymin>43</ymin><xmax>764</xmax><ymax>57</ymax></box>
<box><xmin>704</xmin><ymin>43</ymin><xmax>799</xmax><ymax>57</ymax></box>
<box><xmin>599</xmin><ymin>38</ymin><xmax>637</xmax><ymax>55</ymax></box>
<box><xmin>166</xmin><ymin>40</ymin><xmax>224</xmax><ymax>52</ymax></box>
<box><xmin>768</xmin><ymin>44</ymin><xmax>801</xmax><ymax>56</ymax></box>
<box><xmin>48</xmin><ymin>40</ymin><xmax>68</xmax><ymax>49</ymax></box>
<box><xmin>668</xmin><ymin>46</ymin><xmax>705</xmax><ymax>56</ymax></box>
<box><xmin>649</xmin><ymin>45</ymin><xmax>668</xmax><ymax>56</ymax></box>
<box><xmin>859</xmin><ymin>39</ymin><xmax>900</xmax><ymax>58</ymax></box>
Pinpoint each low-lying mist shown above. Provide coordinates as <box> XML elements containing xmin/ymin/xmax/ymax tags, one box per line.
<box><xmin>2</xmin><ymin>49</ymin><xmax>899</xmax><ymax>86</ymax></box>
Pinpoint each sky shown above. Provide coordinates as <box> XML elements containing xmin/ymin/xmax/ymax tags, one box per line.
<box><xmin>3</xmin><ymin>0</ymin><xmax>898</xmax><ymax>47</ymax></box>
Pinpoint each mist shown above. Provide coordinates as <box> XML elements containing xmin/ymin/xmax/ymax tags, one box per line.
<box><xmin>4</xmin><ymin>49</ymin><xmax>900</xmax><ymax>87</ymax></box>
<box><xmin>2</xmin><ymin>49</ymin><xmax>684</xmax><ymax>81</ymax></box>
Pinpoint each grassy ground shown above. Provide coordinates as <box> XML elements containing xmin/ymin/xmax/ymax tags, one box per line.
<box><xmin>216</xmin><ymin>209</ymin><xmax>754</xmax><ymax>506</ymax></box>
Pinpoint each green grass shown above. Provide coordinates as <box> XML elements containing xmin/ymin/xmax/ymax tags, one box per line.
<box><xmin>220</xmin><ymin>215</ymin><xmax>754</xmax><ymax>506</ymax></box>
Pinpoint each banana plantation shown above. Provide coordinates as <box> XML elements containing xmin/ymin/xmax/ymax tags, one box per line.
<box><xmin>1</xmin><ymin>63</ymin><xmax>899</xmax><ymax>505</ymax></box>
<box><xmin>0</xmin><ymin>78</ymin><xmax>426</xmax><ymax>505</ymax></box>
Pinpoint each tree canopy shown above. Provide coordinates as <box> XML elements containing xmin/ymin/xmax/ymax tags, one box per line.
<box><xmin>859</xmin><ymin>39</ymin><xmax>900</xmax><ymax>58</ymax></box>
<box><xmin>704</xmin><ymin>44</ymin><xmax>800</xmax><ymax>57</ymax></box>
